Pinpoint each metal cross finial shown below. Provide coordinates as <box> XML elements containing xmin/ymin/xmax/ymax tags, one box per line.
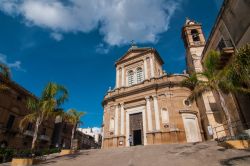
<box><xmin>131</xmin><ymin>40</ymin><xmax>135</xmax><ymax>46</ymax></box>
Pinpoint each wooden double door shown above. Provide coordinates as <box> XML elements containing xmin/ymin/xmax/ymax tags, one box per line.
<box><xmin>129</xmin><ymin>113</ymin><xmax>143</xmax><ymax>146</ymax></box>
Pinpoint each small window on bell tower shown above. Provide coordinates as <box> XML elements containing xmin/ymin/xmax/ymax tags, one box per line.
<box><xmin>191</xmin><ymin>29</ymin><xmax>200</xmax><ymax>42</ymax></box>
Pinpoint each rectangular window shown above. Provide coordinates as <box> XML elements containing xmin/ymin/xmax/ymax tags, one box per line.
<box><xmin>6</xmin><ymin>115</ymin><xmax>15</xmax><ymax>129</ymax></box>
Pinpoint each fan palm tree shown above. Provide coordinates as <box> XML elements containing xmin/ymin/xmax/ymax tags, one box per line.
<box><xmin>182</xmin><ymin>50</ymin><xmax>235</xmax><ymax>136</ymax></box>
<box><xmin>0</xmin><ymin>63</ymin><xmax>10</xmax><ymax>91</ymax></box>
<box><xmin>20</xmin><ymin>82</ymin><xmax>68</xmax><ymax>150</ymax></box>
<box><xmin>65</xmin><ymin>109</ymin><xmax>85</xmax><ymax>149</ymax></box>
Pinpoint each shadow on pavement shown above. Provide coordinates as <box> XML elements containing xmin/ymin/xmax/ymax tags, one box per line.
<box><xmin>38</xmin><ymin>151</ymin><xmax>90</xmax><ymax>165</ymax></box>
<box><xmin>220</xmin><ymin>155</ymin><xmax>250</xmax><ymax>166</ymax></box>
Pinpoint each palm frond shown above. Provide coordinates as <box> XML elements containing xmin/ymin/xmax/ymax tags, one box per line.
<box><xmin>181</xmin><ymin>74</ymin><xmax>198</xmax><ymax>89</ymax></box>
<box><xmin>188</xmin><ymin>83</ymin><xmax>210</xmax><ymax>101</ymax></box>
<box><xmin>65</xmin><ymin>109</ymin><xmax>86</xmax><ymax>125</ymax></box>
<box><xmin>0</xmin><ymin>63</ymin><xmax>10</xmax><ymax>79</ymax></box>
<box><xmin>55</xmin><ymin>85</ymin><xmax>68</xmax><ymax>106</ymax></box>
<box><xmin>27</xmin><ymin>98</ymin><xmax>39</xmax><ymax>112</ymax></box>
<box><xmin>41</xmin><ymin>82</ymin><xmax>68</xmax><ymax>107</ymax></box>
<box><xmin>203</xmin><ymin>50</ymin><xmax>220</xmax><ymax>75</ymax></box>
<box><xmin>19</xmin><ymin>113</ymin><xmax>37</xmax><ymax>130</ymax></box>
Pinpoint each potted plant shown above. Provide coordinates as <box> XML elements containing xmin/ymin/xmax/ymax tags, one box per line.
<box><xmin>11</xmin><ymin>149</ymin><xmax>33</xmax><ymax>166</ymax></box>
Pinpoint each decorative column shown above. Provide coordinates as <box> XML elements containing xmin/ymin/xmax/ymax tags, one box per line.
<box><xmin>120</xmin><ymin>103</ymin><xmax>125</xmax><ymax>135</ymax></box>
<box><xmin>150</xmin><ymin>57</ymin><xmax>155</xmax><ymax>78</ymax></box>
<box><xmin>153</xmin><ymin>95</ymin><xmax>160</xmax><ymax>130</ymax></box>
<box><xmin>144</xmin><ymin>58</ymin><xmax>148</xmax><ymax>80</ymax></box>
<box><xmin>145</xmin><ymin>96</ymin><xmax>153</xmax><ymax>131</ymax></box>
<box><xmin>116</xmin><ymin>68</ymin><xmax>120</xmax><ymax>88</ymax></box>
<box><xmin>121</xmin><ymin>66</ymin><xmax>125</xmax><ymax>87</ymax></box>
<box><xmin>114</xmin><ymin>104</ymin><xmax>119</xmax><ymax>136</ymax></box>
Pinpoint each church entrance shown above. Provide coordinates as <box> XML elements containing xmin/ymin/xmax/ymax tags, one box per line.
<box><xmin>129</xmin><ymin>113</ymin><xmax>143</xmax><ymax>146</ymax></box>
<box><xmin>133</xmin><ymin>130</ymin><xmax>142</xmax><ymax>145</ymax></box>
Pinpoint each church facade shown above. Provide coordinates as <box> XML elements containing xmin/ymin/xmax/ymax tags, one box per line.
<box><xmin>102</xmin><ymin>46</ymin><xmax>204</xmax><ymax>148</ymax></box>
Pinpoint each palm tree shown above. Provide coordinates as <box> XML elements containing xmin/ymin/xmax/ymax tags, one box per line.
<box><xmin>220</xmin><ymin>44</ymin><xmax>250</xmax><ymax>93</ymax></box>
<box><xmin>0</xmin><ymin>63</ymin><xmax>10</xmax><ymax>91</ymax></box>
<box><xmin>20</xmin><ymin>82</ymin><xmax>68</xmax><ymax>150</ymax></box>
<box><xmin>182</xmin><ymin>50</ymin><xmax>235</xmax><ymax>136</ymax></box>
<box><xmin>65</xmin><ymin>109</ymin><xmax>85</xmax><ymax>149</ymax></box>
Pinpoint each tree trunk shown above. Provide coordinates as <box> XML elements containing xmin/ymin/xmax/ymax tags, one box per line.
<box><xmin>31</xmin><ymin>117</ymin><xmax>40</xmax><ymax>150</ymax></box>
<box><xmin>218</xmin><ymin>90</ymin><xmax>235</xmax><ymax>137</ymax></box>
<box><xmin>71</xmin><ymin>124</ymin><xmax>76</xmax><ymax>149</ymax></box>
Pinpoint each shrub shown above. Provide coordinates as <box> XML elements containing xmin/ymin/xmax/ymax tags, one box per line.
<box><xmin>0</xmin><ymin>148</ymin><xmax>15</xmax><ymax>163</ymax></box>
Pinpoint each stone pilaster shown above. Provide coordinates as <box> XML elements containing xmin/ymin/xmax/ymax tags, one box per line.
<box><xmin>120</xmin><ymin>103</ymin><xmax>125</xmax><ymax>135</ymax></box>
<box><xmin>116</xmin><ymin>68</ymin><xmax>120</xmax><ymax>88</ymax></box>
<box><xmin>145</xmin><ymin>96</ymin><xmax>153</xmax><ymax>131</ymax></box>
<box><xmin>144</xmin><ymin>58</ymin><xmax>148</xmax><ymax>79</ymax></box>
<box><xmin>150</xmin><ymin>57</ymin><xmax>155</xmax><ymax>78</ymax></box>
<box><xmin>114</xmin><ymin>104</ymin><xmax>119</xmax><ymax>136</ymax></box>
<box><xmin>153</xmin><ymin>95</ymin><xmax>160</xmax><ymax>130</ymax></box>
<box><xmin>121</xmin><ymin>66</ymin><xmax>125</xmax><ymax>87</ymax></box>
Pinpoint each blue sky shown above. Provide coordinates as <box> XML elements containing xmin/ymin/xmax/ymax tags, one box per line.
<box><xmin>0</xmin><ymin>0</ymin><xmax>223</xmax><ymax>128</ymax></box>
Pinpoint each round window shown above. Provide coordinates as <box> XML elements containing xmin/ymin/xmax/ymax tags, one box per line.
<box><xmin>184</xmin><ymin>99</ymin><xmax>191</xmax><ymax>107</ymax></box>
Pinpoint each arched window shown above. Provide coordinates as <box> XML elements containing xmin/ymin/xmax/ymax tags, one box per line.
<box><xmin>128</xmin><ymin>70</ymin><xmax>134</xmax><ymax>86</ymax></box>
<box><xmin>161</xmin><ymin>108</ymin><xmax>169</xmax><ymax>124</ymax></box>
<box><xmin>191</xmin><ymin>29</ymin><xmax>200</xmax><ymax>42</ymax></box>
<box><xmin>136</xmin><ymin>67</ymin><xmax>143</xmax><ymax>83</ymax></box>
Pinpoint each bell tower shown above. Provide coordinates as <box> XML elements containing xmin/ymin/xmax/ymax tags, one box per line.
<box><xmin>182</xmin><ymin>18</ymin><xmax>206</xmax><ymax>74</ymax></box>
<box><xmin>182</xmin><ymin>18</ymin><xmax>222</xmax><ymax>140</ymax></box>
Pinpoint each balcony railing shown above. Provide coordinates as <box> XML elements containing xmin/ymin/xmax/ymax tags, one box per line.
<box><xmin>23</xmin><ymin>130</ymin><xmax>34</xmax><ymax>137</ymax></box>
<box><xmin>213</xmin><ymin>120</ymin><xmax>250</xmax><ymax>142</ymax></box>
<box><xmin>39</xmin><ymin>135</ymin><xmax>50</xmax><ymax>141</ymax></box>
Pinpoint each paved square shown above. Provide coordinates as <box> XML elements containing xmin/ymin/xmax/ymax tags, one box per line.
<box><xmin>37</xmin><ymin>142</ymin><xmax>250</xmax><ymax>166</ymax></box>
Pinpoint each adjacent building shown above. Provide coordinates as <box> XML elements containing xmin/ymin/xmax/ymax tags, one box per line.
<box><xmin>77</xmin><ymin>128</ymin><xmax>102</xmax><ymax>147</ymax></box>
<box><xmin>102</xmin><ymin>46</ymin><xmax>203</xmax><ymax>148</ymax></box>
<box><xmin>75</xmin><ymin>130</ymin><xmax>99</xmax><ymax>149</ymax></box>
<box><xmin>0</xmin><ymin>74</ymin><xmax>54</xmax><ymax>149</ymax></box>
<box><xmin>201</xmin><ymin>0</ymin><xmax>250</xmax><ymax>132</ymax></box>
<box><xmin>51</xmin><ymin>116</ymin><xmax>73</xmax><ymax>149</ymax></box>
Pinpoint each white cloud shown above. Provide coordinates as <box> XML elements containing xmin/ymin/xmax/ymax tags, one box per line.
<box><xmin>0</xmin><ymin>0</ymin><xmax>181</xmax><ymax>46</ymax></box>
<box><xmin>95</xmin><ymin>43</ymin><xmax>110</xmax><ymax>54</ymax></box>
<box><xmin>0</xmin><ymin>53</ymin><xmax>23</xmax><ymax>71</ymax></box>
<box><xmin>50</xmin><ymin>32</ymin><xmax>63</xmax><ymax>41</ymax></box>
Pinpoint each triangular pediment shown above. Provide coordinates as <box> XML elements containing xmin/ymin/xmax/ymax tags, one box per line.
<box><xmin>116</xmin><ymin>47</ymin><xmax>151</xmax><ymax>64</ymax></box>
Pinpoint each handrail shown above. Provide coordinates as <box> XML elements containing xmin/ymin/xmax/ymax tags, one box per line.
<box><xmin>213</xmin><ymin>120</ymin><xmax>250</xmax><ymax>142</ymax></box>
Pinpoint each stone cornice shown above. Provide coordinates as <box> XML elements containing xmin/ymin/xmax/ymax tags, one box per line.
<box><xmin>179</xmin><ymin>109</ymin><xmax>198</xmax><ymax>114</ymax></box>
<box><xmin>102</xmin><ymin>74</ymin><xmax>191</xmax><ymax>106</ymax></box>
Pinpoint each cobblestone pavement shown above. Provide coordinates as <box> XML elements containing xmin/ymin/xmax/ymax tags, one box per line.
<box><xmin>35</xmin><ymin>141</ymin><xmax>250</xmax><ymax>166</ymax></box>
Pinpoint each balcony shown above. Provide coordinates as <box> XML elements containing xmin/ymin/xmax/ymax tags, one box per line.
<box><xmin>23</xmin><ymin>130</ymin><xmax>34</xmax><ymax>137</ymax></box>
<box><xmin>217</xmin><ymin>47</ymin><xmax>235</xmax><ymax>70</ymax></box>
<box><xmin>39</xmin><ymin>135</ymin><xmax>50</xmax><ymax>141</ymax></box>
